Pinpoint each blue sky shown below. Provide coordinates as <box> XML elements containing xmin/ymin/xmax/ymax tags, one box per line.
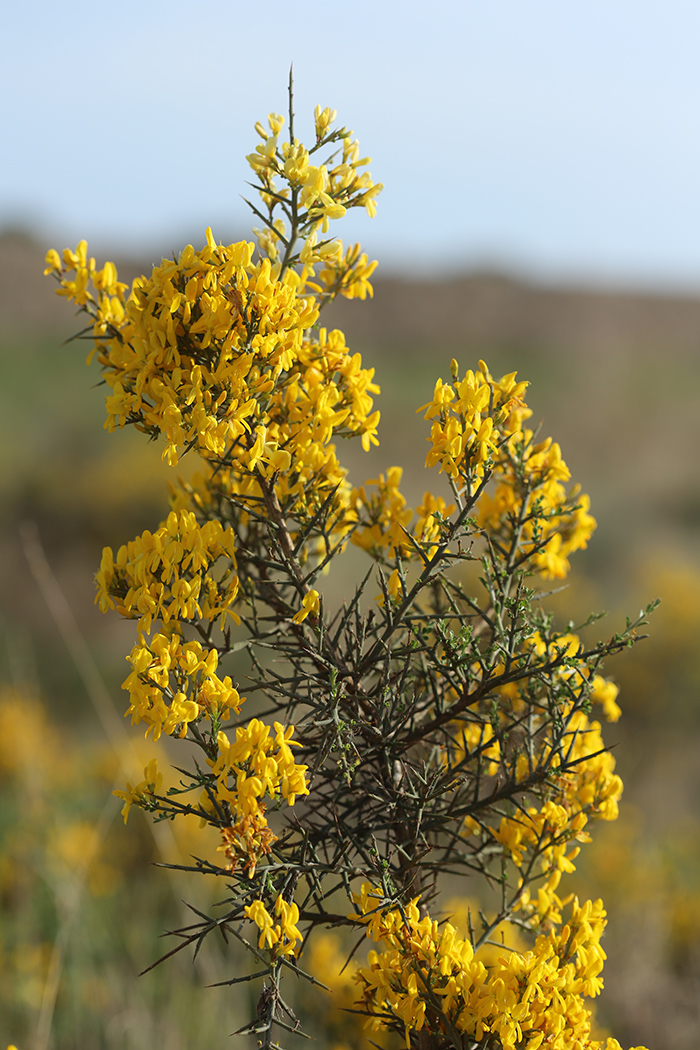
<box><xmin>3</xmin><ymin>0</ymin><xmax>700</xmax><ymax>285</ymax></box>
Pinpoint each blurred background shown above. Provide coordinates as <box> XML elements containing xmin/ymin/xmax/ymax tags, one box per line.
<box><xmin>2</xmin><ymin>1</ymin><xmax>700</xmax><ymax>1047</ymax></box>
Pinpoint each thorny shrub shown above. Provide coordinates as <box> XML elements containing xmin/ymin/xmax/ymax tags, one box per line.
<box><xmin>45</xmin><ymin>77</ymin><xmax>653</xmax><ymax>1050</ymax></box>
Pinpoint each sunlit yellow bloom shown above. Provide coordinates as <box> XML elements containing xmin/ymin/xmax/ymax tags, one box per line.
<box><xmin>212</xmin><ymin>718</ymin><xmax>308</xmax><ymax>819</ymax></box>
<box><xmin>352</xmin><ymin>886</ymin><xmax>647</xmax><ymax>1050</ymax></box>
<box><xmin>244</xmin><ymin>894</ymin><xmax>302</xmax><ymax>956</ymax></box>
<box><xmin>245</xmin><ymin>899</ymin><xmax>279</xmax><ymax>949</ymax></box>
<box><xmin>95</xmin><ymin>510</ymin><xmax>239</xmax><ymax>638</ymax></box>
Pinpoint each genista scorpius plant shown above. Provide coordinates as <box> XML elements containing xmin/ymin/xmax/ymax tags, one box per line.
<box><xmin>46</xmin><ymin>77</ymin><xmax>653</xmax><ymax>1050</ymax></box>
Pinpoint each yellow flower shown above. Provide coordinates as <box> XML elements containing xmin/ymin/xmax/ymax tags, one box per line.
<box><xmin>591</xmin><ymin>674</ymin><xmax>622</xmax><ymax>722</ymax></box>
<box><xmin>244</xmin><ymin>896</ymin><xmax>303</xmax><ymax>956</ymax></box>
<box><xmin>274</xmin><ymin>895</ymin><xmax>303</xmax><ymax>951</ymax></box>
<box><xmin>245</xmin><ymin>899</ymin><xmax>278</xmax><ymax>949</ymax></box>
<box><xmin>292</xmin><ymin>589</ymin><xmax>320</xmax><ymax>624</ymax></box>
<box><xmin>43</xmin><ymin>248</ymin><xmax>61</xmax><ymax>274</ymax></box>
<box><xmin>113</xmin><ymin>759</ymin><xmax>162</xmax><ymax>823</ymax></box>
<box><xmin>314</xmin><ymin>104</ymin><xmax>337</xmax><ymax>139</ymax></box>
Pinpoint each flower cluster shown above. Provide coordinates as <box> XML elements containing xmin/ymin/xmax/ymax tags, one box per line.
<box><xmin>49</xmin><ymin>225</ymin><xmax>382</xmax><ymax>543</ymax></box>
<box><xmin>211</xmin><ymin>718</ymin><xmax>309</xmax><ymax>817</ymax></box>
<box><xmin>245</xmin><ymin>895</ymin><xmax>303</xmax><ymax>957</ymax></box>
<box><xmin>418</xmin><ymin>359</ymin><xmax>597</xmax><ymax>578</ymax></box>
<box><xmin>348</xmin><ymin>480</ymin><xmax>458</xmax><ymax>576</ymax></box>
<box><xmin>44</xmin><ymin>240</ymin><xmax>127</xmax><ymax>309</ymax></box>
<box><xmin>450</xmin><ymin>630</ymin><xmax>625</xmax><ymax>922</ymax></box>
<box><xmin>413</xmin><ymin>490</ymin><xmax>457</xmax><ymax>554</ymax></box>
<box><xmin>419</xmin><ymin>365</ymin><xmax>506</xmax><ymax>485</ymax></box>
<box><xmin>246</xmin><ymin>105</ymin><xmax>382</xmax><ymax>295</ymax></box>
<box><xmin>477</xmin><ymin>419</ymin><xmax>597</xmax><ymax>580</ymax></box>
<box><xmin>351</xmin><ymin>467</ymin><xmax>414</xmax><ymax>558</ymax></box>
<box><xmin>122</xmin><ymin>633</ymin><xmax>242</xmax><ymax>740</ymax></box>
<box><xmin>352</xmin><ymin>886</ymin><xmax>645</xmax><ymax>1050</ymax></box>
<box><xmin>46</xmin><ymin>234</ymin><xmax>317</xmax><ymax>466</ymax></box>
<box><xmin>217</xmin><ymin>813</ymin><xmax>278</xmax><ymax>879</ymax></box>
<box><xmin>95</xmin><ymin>509</ymin><xmax>238</xmax><ymax>633</ymax></box>
<box><xmin>348</xmin><ymin>359</ymin><xmax>593</xmax><ymax>582</ymax></box>
<box><xmin>312</xmin><ymin>240</ymin><xmax>378</xmax><ymax>301</ymax></box>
